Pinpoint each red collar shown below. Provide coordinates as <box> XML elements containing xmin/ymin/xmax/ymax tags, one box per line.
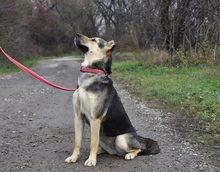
<box><xmin>80</xmin><ymin>67</ymin><xmax>108</xmax><ymax>76</ymax></box>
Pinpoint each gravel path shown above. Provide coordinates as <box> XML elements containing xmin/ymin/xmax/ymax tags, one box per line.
<box><xmin>0</xmin><ymin>57</ymin><xmax>219</xmax><ymax>172</ymax></box>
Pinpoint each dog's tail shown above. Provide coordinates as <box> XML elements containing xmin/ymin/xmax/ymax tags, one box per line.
<box><xmin>137</xmin><ymin>135</ymin><xmax>160</xmax><ymax>156</ymax></box>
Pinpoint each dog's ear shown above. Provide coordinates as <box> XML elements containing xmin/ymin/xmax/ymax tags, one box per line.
<box><xmin>106</xmin><ymin>40</ymin><xmax>115</xmax><ymax>56</ymax></box>
<box><xmin>107</xmin><ymin>40</ymin><xmax>115</xmax><ymax>50</ymax></box>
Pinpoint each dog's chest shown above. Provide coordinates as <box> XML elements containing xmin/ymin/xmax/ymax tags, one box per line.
<box><xmin>76</xmin><ymin>73</ymin><xmax>113</xmax><ymax>121</ymax></box>
<box><xmin>78</xmin><ymin>73</ymin><xmax>95</xmax><ymax>88</ymax></box>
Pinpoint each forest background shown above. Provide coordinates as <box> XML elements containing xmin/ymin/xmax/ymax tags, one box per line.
<box><xmin>0</xmin><ymin>0</ymin><xmax>220</xmax><ymax>65</ymax></box>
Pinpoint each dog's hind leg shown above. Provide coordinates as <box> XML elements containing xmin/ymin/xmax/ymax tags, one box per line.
<box><xmin>65</xmin><ymin>92</ymin><xmax>84</xmax><ymax>163</ymax></box>
<box><xmin>84</xmin><ymin>118</ymin><xmax>101</xmax><ymax>166</ymax></box>
<box><xmin>124</xmin><ymin>149</ymin><xmax>141</xmax><ymax>160</ymax></box>
<box><xmin>97</xmin><ymin>145</ymin><xmax>106</xmax><ymax>155</ymax></box>
<box><xmin>115</xmin><ymin>133</ymin><xmax>141</xmax><ymax>160</ymax></box>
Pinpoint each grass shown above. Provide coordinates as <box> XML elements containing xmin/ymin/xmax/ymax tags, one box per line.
<box><xmin>0</xmin><ymin>51</ymin><xmax>82</xmax><ymax>75</ymax></box>
<box><xmin>0</xmin><ymin>54</ymin><xmax>75</xmax><ymax>75</ymax></box>
<box><xmin>0</xmin><ymin>56</ymin><xmax>45</xmax><ymax>75</ymax></box>
<box><xmin>112</xmin><ymin>60</ymin><xmax>220</xmax><ymax>125</ymax></box>
<box><xmin>112</xmin><ymin>60</ymin><xmax>220</xmax><ymax>166</ymax></box>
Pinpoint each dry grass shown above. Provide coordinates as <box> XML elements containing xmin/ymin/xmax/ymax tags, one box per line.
<box><xmin>138</xmin><ymin>49</ymin><xmax>170</xmax><ymax>67</ymax></box>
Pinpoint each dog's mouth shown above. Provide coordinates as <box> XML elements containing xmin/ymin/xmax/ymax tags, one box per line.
<box><xmin>74</xmin><ymin>34</ymin><xmax>89</xmax><ymax>54</ymax></box>
<box><xmin>76</xmin><ymin>43</ymin><xmax>89</xmax><ymax>54</ymax></box>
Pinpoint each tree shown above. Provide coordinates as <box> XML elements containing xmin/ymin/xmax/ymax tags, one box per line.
<box><xmin>0</xmin><ymin>0</ymin><xmax>33</xmax><ymax>60</ymax></box>
<box><xmin>1</xmin><ymin>0</ymin><xmax>219</xmax><ymax>65</ymax></box>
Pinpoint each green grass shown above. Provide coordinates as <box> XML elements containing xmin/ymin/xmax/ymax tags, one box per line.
<box><xmin>0</xmin><ymin>54</ymin><xmax>69</xmax><ymax>75</ymax></box>
<box><xmin>0</xmin><ymin>57</ymin><xmax>44</xmax><ymax>75</ymax></box>
<box><xmin>112</xmin><ymin>60</ymin><xmax>220</xmax><ymax>124</ymax></box>
<box><xmin>0</xmin><ymin>52</ymin><xmax>82</xmax><ymax>75</ymax></box>
<box><xmin>113</xmin><ymin>60</ymin><xmax>220</xmax><ymax>165</ymax></box>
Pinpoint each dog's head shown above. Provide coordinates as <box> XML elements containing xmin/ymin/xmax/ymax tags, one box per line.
<box><xmin>74</xmin><ymin>33</ymin><xmax>115</xmax><ymax>74</ymax></box>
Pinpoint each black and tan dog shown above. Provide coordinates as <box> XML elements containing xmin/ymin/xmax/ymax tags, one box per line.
<box><xmin>65</xmin><ymin>34</ymin><xmax>160</xmax><ymax>166</ymax></box>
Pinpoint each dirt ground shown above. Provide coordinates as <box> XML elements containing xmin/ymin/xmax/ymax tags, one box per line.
<box><xmin>0</xmin><ymin>57</ymin><xmax>219</xmax><ymax>172</ymax></box>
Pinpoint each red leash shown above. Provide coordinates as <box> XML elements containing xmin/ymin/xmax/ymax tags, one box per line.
<box><xmin>0</xmin><ymin>47</ymin><xmax>107</xmax><ymax>91</ymax></box>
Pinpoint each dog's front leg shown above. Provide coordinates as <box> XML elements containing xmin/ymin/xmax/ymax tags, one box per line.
<box><xmin>65</xmin><ymin>113</ymin><xmax>84</xmax><ymax>163</ymax></box>
<box><xmin>84</xmin><ymin>119</ymin><xmax>101</xmax><ymax>166</ymax></box>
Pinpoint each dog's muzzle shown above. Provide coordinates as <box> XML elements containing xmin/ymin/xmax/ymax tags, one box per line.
<box><xmin>74</xmin><ymin>33</ymin><xmax>89</xmax><ymax>53</ymax></box>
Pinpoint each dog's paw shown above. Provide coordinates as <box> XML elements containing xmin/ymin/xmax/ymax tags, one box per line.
<box><xmin>65</xmin><ymin>155</ymin><xmax>78</xmax><ymax>163</ymax></box>
<box><xmin>125</xmin><ymin>153</ymin><xmax>137</xmax><ymax>160</ymax></box>
<box><xmin>84</xmin><ymin>158</ymin><xmax>97</xmax><ymax>166</ymax></box>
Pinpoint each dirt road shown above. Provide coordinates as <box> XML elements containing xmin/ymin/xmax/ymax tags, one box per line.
<box><xmin>0</xmin><ymin>57</ymin><xmax>219</xmax><ymax>172</ymax></box>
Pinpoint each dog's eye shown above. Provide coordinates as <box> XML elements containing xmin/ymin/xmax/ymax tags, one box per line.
<box><xmin>91</xmin><ymin>39</ymin><xmax>96</xmax><ymax>42</ymax></box>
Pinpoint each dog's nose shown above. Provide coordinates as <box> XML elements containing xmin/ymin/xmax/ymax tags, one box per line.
<box><xmin>76</xmin><ymin>33</ymin><xmax>82</xmax><ymax>38</ymax></box>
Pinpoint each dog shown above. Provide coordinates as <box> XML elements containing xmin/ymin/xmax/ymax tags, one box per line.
<box><xmin>65</xmin><ymin>33</ymin><xmax>160</xmax><ymax>166</ymax></box>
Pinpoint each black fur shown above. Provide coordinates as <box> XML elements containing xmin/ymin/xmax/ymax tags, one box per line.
<box><xmin>98</xmin><ymin>39</ymin><xmax>106</xmax><ymax>49</ymax></box>
<box><xmin>137</xmin><ymin>136</ymin><xmax>160</xmax><ymax>155</ymax></box>
<box><xmin>75</xmin><ymin>41</ymin><xmax>88</xmax><ymax>53</ymax></box>
<box><xmin>87</xmin><ymin>56</ymin><xmax>112</xmax><ymax>75</ymax></box>
<box><xmin>101</xmin><ymin>88</ymin><xmax>136</xmax><ymax>137</ymax></box>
